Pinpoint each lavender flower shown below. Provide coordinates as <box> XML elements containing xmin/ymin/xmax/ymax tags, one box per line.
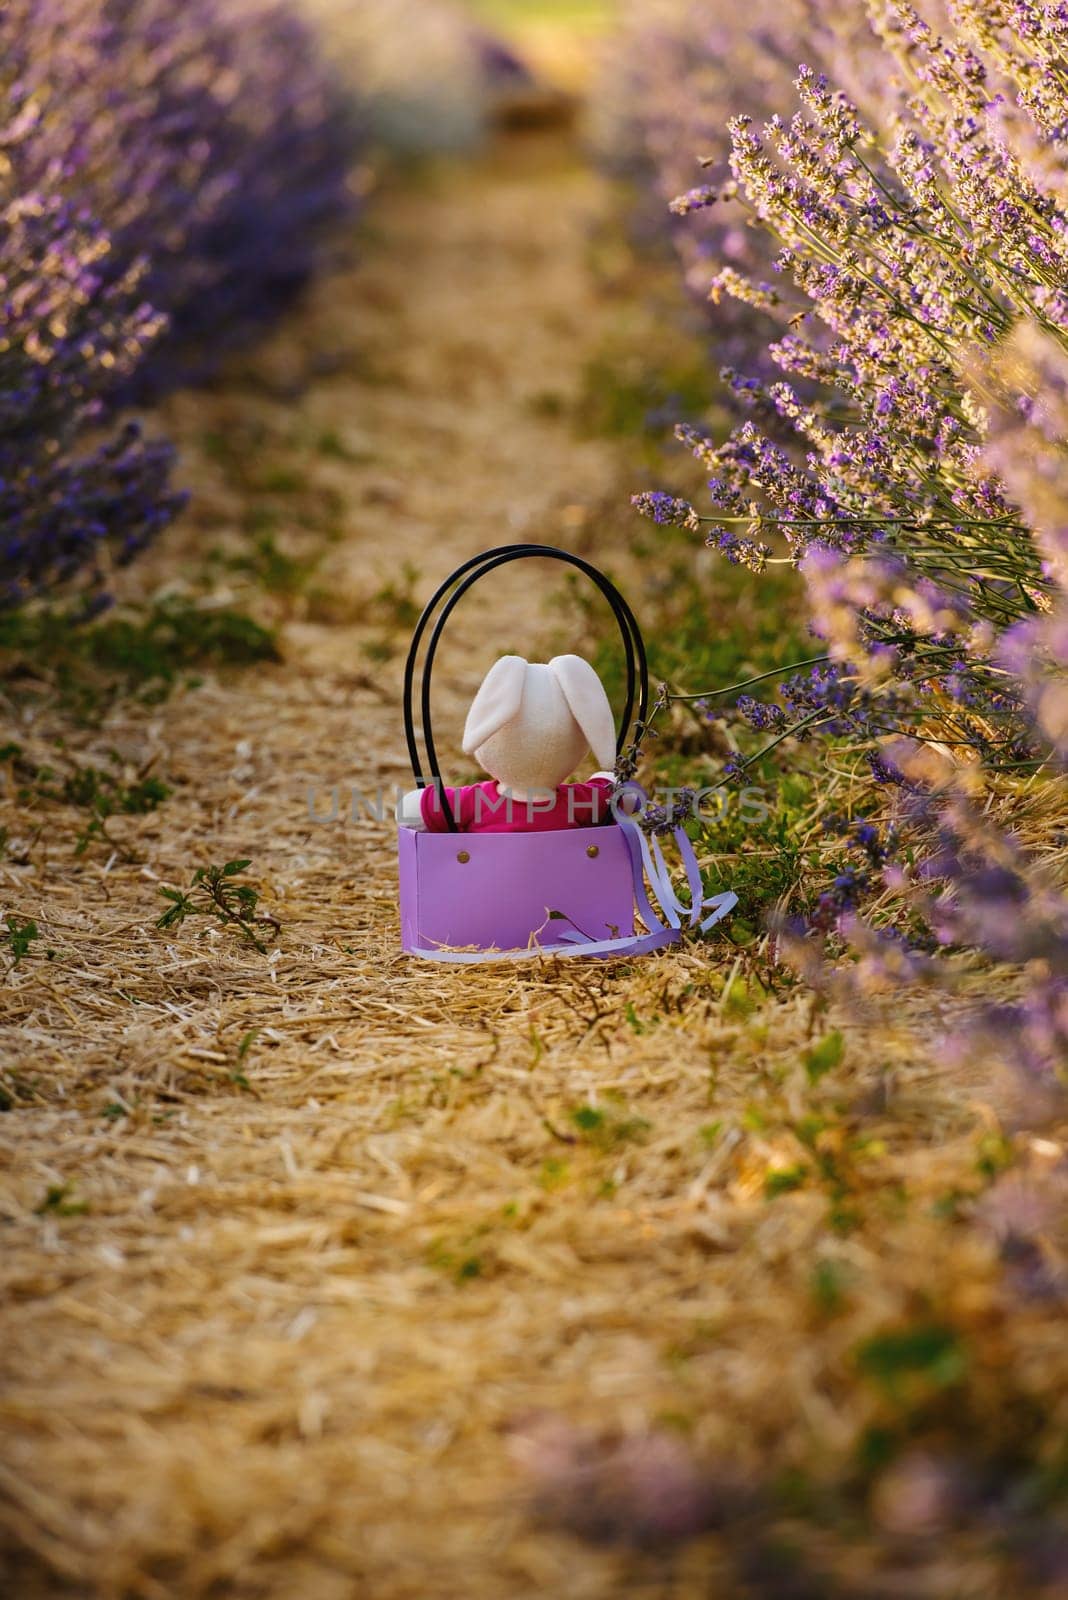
<box><xmin>639</xmin><ymin>786</ymin><xmax>699</xmax><ymax>835</ymax></box>
<box><xmin>735</xmin><ymin>694</ymin><xmax>788</xmax><ymax>732</ymax></box>
<box><xmin>631</xmin><ymin>490</ymin><xmax>702</xmax><ymax>531</ymax></box>
<box><xmin>669</xmin><ymin>183</ymin><xmax>718</xmax><ymax>214</ymax></box>
<box><xmin>617</xmin><ymin>0</ymin><xmax>1068</xmax><ymax>788</ymax></box>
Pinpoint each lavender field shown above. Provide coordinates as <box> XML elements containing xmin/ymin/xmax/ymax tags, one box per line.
<box><xmin>1</xmin><ymin>3</ymin><xmax>1065</xmax><ymax>1597</ymax></box>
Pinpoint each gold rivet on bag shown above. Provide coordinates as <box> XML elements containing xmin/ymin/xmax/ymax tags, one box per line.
<box><xmin>586</xmin><ymin>844</ymin><xmax>599</xmax><ymax>858</ymax></box>
<box><xmin>457</xmin><ymin>850</ymin><xmax>470</xmax><ymax>863</ymax></box>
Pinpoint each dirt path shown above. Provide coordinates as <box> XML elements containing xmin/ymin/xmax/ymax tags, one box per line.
<box><xmin>0</xmin><ymin>134</ymin><xmax>999</xmax><ymax>1600</ymax></box>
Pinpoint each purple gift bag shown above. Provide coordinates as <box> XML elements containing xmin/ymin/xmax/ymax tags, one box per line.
<box><xmin>398</xmin><ymin>544</ymin><xmax>736</xmax><ymax>962</ymax></box>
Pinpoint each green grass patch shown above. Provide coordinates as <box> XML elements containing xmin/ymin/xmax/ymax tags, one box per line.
<box><xmin>218</xmin><ymin>530</ymin><xmax>318</xmax><ymax>596</ymax></box>
<box><xmin>4</xmin><ymin>744</ymin><xmax>171</xmax><ymax>858</ymax></box>
<box><xmin>764</xmin><ymin>1163</ymin><xmax>809</xmax><ymax>1198</ymax></box>
<box><xmin>157</xmin><ymin>859</ymin><xmax>280</xmax><ymax>955</ymax></box>
<box><xmin>577</xmin><ymin>351</ymin><xmax>718</xmax><ymax>442</ymax></box>
<box><xmin>856</xmin><ymin>1322</ymin><xmax>969</xmax><ymax>1395</ymax></box>
<box><xmin>803</xmin><ymin>1030</ymin><xmax>846</xmax><ymax>1084</ymax></box>
<box><xmin>0</xmin><ymin>597</ymin><xmax>278</xmax><ymax>720</ymax></box>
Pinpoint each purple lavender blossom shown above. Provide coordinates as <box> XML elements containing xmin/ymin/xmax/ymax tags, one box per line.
<box><xmin>735</xmin><ymin>694</ymin><xmax>788</xmax><ymax>732</ymax></box>
<box><xmin>34</xmin><ymin>0</ymin><xmax>355</xmax><ymax>397</ymax></box>
<box><xmin>669</xmin><ymin>184</ymin><xmax>718</xmax><ymax>215</ymax></box>
<box><xmin>631</xmin><ymin>491</ymin><xmax>702</xmax><ymax>531</ymax></box>
<box><xmin>611</xmin><ymin>1</ymin><xmax>1068</xmax><ymax>1104</ymax></box>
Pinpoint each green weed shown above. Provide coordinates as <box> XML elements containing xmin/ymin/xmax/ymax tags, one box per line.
<box><xmin>764</xmin><ymin>1163</ymin><xmax>809</xmax><ymax>1198</ymax></box>
<box><xmin>578</xmin><ymin>351</ymin><xmax>717</xmax><ymax>441</ymax></box>
<box><xmin>2</xmin><ymin>914</ymin><xmax>39</xmax><ymax>967</ymax></box>
<box><xmin>810</xmin><ymin>1259</ymin><xmax>850</xmax><ymax>1315</ymax></box>
<box><xmin>426</xmin><ymin>1235</ymin><xmax>489</xmax><ymax>1285</ymax></box>
<box><xmin>35</xmin><ymin>1183</ymin><xmax>89</xmax><ymax>1217</ymax></box>
<box><xmin>221</xmin><ymin>530</ymin><xmax>317</xmax><ymax>595</ymax></box>
<box><xmin>156</xmin><ymin>859</ymin><xmax>280</xmax><ymax>954</ymax></box>
<box><xmin>370</xmin><ymin>563</ymin><xmax>422</xmax><ymax>629</ymax></box>
<box><xmin>538</xmin><ymin>1157</ymin><xmax>570</xmax><ymax>1190</ymax></box>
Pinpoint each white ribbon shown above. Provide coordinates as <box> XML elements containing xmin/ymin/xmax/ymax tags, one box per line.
<box><xmin>621</xmin><ymin>815</ymin><xmax>737</xmax><ymax>936</ymax></box>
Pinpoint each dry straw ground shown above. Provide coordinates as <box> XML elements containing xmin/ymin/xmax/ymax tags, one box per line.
<box><xmin>1</xmin><ymin>126</ymin><xmax>1065</xmax><ymax>1599</ymax></box>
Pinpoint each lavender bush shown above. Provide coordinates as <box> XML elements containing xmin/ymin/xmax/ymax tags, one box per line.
<box><xmin>615</xmin><ymin>4</ymin><xmax>1066</xmax><ymax>777</ymax></box>
<box><xmin>0</xmin><ymin>27</ymin><xmax>181</xmax><ymax>607</ymax></box>
<box><xmin>610</xmin><ymin>3</ymin><xmax>1068</xmax><ymax>1093</ymax></box>
<box><xmin>1</xmin><ymin>0</ymin><xmax>355</xmax><ymax>605</ymax></box>
<box><xmin>783</xmin><ymin>328</ymin><xmax>1068</xmax><ymax>1097</ymax></box>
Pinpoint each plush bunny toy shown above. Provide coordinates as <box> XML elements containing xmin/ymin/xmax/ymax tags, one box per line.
<box><xmin>398</xmin><ymin>653</ymin><xmax>625</xmax><ymax>833</ymax></box>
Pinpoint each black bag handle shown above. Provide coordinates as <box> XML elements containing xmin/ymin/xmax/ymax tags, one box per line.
<box><xmin>402</xmin><ymin>544</ymin><xmax>649</xmax><ymax>832</ymax></box>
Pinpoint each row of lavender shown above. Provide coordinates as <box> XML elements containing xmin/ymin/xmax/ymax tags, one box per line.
<box><xmin>1</xmin><ymin>0</ymin><xmax>359</xmax><ymax>611</ymax></box>
<box><xmin>607</xmin><ymin>1</ymin><xmax>1067</xmax><ymax>1083</ymax></box>
<box><xmin>2</xmin><ymin>0</ymin><xmax>530</xmax><ymax>614</ymax></box>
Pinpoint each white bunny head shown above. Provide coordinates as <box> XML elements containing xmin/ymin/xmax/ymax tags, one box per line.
<box><xmin>461</xmin><ymin>654</ymin><xmax>616</xmax><ymax>793</ymax></box>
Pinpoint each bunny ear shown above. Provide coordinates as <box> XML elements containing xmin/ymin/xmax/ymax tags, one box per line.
<box><xmin>548</xmin><ymin>655</ymin><xmax>617</xmax><ymax>769</ymax></box>
<box><xmin>462</xmin><ymin>655</ymin><xmax>529</xmax><ymax>754</ymax></box>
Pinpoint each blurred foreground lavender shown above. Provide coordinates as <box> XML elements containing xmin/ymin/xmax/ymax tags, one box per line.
<box><xmin>509</xmin><ymin>1404</ymin><xmax>1068</xmax><ymax>1592</ymax></box>
<box><xmin>507</xmin><ymin>1414</ymin><xmax>735</xmax><ymax>1546</ymax></box>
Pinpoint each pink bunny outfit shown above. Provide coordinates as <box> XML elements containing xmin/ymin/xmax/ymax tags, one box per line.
<box><xmin>420</xmin><ymin>776</ymin><xmax>616</xmax><ymax>833</ymax></box>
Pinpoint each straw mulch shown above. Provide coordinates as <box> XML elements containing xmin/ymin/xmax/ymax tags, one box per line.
<box><xmin>1</xmin><ymin>132</ymin><xmax>1065</xmax><ymax>1600</ymax></box>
